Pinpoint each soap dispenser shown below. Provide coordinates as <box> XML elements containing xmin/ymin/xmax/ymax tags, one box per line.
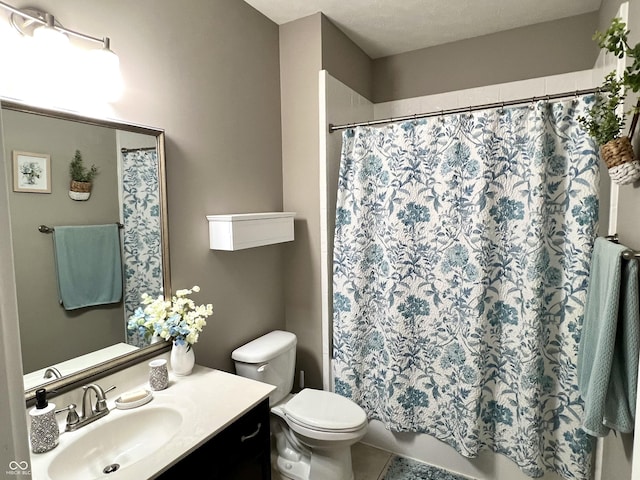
<box><xmin>29</xmin><ymin>388</ymin><xmax>59</xmax><ymax>453</ymax></box>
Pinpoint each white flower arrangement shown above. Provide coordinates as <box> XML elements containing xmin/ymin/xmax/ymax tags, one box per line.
<box><xmin>127</xmin><ymin>286</ymin><xmax>213</xmax><ymax>348</ymax></box>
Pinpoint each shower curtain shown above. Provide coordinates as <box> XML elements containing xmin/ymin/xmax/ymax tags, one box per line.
<box><xmin>121</xmin><ymin>148</ymin><xmax>164</xmax><ymax>347</ymax></box>
<box><xmin>332</xmin><ymin>98</ymin><xmax>599</xmax><ymax>479</ymax></box>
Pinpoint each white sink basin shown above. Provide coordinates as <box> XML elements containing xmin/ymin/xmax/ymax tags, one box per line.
<box><xmin>29</xmin><ymin>366</ymin><xmax>275</xmax><ymax>480</ymax></box>
<box><xmin>47</xmin><ymin>406</ymin><xmax>182</xmax><ymax>480</ymax></box>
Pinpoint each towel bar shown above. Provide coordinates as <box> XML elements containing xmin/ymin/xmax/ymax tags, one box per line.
<box><xmin>622</xmin><ymin>250</ymin><xmax>640</xmax><ymax>260</ymax></box>
<box><xmin>38</xmin><ymin>223</ymin><xmax>124</xmax><ymax>234</ymax></box>
<box><xmin>605</xmin><ymin>234</ymin><xmax>640</xmax><ymax>260</ymax></box>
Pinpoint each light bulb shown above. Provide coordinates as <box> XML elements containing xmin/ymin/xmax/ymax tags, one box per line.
<box><xmin>0</xmin><ymin>18</ymin><xmax>23</xmax><ymax>97</ymax></box>
<box><xmin>32</xmin><ymin>13</ymin><xmax>68</xmax><ymax>49</ymax></box>
<box><xmin>87</xmin><ymin>39</ymin><xmax>123</xmax><ymax>102</ymax></box>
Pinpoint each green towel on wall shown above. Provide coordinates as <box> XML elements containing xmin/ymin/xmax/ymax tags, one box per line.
<box><xmin>578</xmin><ymin>237</ymin><xmax>640</xmax><ymax>437</ymax></box>
<box><xmin>53</xmin><ymin>224</ymin><xmax>123</xmax><ymax>310</ymax></box>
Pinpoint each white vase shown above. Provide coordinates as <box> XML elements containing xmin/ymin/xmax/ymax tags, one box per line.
<box><xmin>170</xmin><ymin>343</ymin><xmax>195</xmax><ymax>376</ymax></box>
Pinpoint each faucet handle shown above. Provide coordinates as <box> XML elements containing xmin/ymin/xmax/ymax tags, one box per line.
<box><xmin>43</xmin><ymin>367</ymin><xmax>62</xmax><ymax>379</ymax></box>
<box><xmin>95</xmin><ymin>385</ymin><xmax>116</xmax><ymax>412</ymax></box>
<box><xmin>55</xmin><ymin>403</ymin><xmax>79</xmax><ymax>430</ymax></box>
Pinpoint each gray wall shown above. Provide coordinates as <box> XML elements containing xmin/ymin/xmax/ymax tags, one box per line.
<box><xmin>1</xmin><ymin>0</ymin><xmax>285</xmax><ymax>471</ymax></box>
<box><xmin>279</xmin><ymin>13</ymin><xmax>374</xmax><ymax>390</ymax></box>
<box><xmin>72</xmin><ymin>0</ymin><xmax>286</xmax><ymax>374</ymax></box>
<box><xmin>311</xmin><ymin>11</ymin><xmax>600</xmax><ymax>105</ymax></box>
<box><xmin>372</xmin><ymin>12</ymin><xmax>600</xmax><ymax>102</ymax></box>
<box><xmin>3</xmin><ymin>110</ymin><xmax>123</xmax><ymax>373</ymax></box>
<box><xmin>280</xmin><ymin>13</ymin><xmax>324</xmax><ymax>390</ymax></box>
<box><xmin>321</xmin><ymin>15</ymin><xmax>374</xmax><ymax>101</ymax></box>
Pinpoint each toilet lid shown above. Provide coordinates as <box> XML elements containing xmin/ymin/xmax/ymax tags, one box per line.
<box><xmin>283</xmin><ymin>389</ymin><xmax>367</xmax><ymax>432</ymax></box>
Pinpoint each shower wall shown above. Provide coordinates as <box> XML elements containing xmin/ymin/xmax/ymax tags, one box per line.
<box><xmin>320</xmin><ymin>67</ymin><xmax>620</xmax><ymax>480</ymax></box>
<box><xmin>319</xmin><ymin>72</ymin><xmax>373</xmax><ymax>390</ymax></box>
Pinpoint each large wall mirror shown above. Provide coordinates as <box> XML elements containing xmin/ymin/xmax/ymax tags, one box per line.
<box><xmin>0</xmin><ymin>100</ymin><xmax>171</xmax><ymax>403</ymax></box>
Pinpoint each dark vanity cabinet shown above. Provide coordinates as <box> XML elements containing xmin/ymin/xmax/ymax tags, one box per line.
<box><xmin>156</xmin><ymin>399</ymin><xmax>271</xmax><ymax>479</ymax></box>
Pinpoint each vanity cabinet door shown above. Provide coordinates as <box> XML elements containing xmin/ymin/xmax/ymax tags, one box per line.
<box><xmin>212</xmin><ymin>398</ymin><xmax>271</xmax><ymax>479</ymax></box>
<box><xmin>156</xmin><ymin>398</ymin><xmax>271</xmax><ymax>480</ymax></box>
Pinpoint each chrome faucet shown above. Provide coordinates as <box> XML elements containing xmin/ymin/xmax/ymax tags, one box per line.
<box><xmin>58</xmin><ymin>383</ymin><xmax>116</xmax><ymax>432</ymax></box>
<box><xmin>43</xmin><ymin>367</ymin><xmax>62</xmax><ymax>379</ymax></box>
<box><xmin>82</xmin><ymin>384</ymin><xmax>112</xmax><ymax>418</ymax></box>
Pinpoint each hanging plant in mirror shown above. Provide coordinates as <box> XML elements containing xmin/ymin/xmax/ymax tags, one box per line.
<box><xmin>68</xmin><ymin>149</ymin><xmax>99</xmax><ymax>201</ymax></box>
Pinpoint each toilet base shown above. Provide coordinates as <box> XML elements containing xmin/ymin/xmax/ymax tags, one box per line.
<box><xmin>276</xmin><ymin>454</ymin><xmax>310</xmax><ymax>480</ymax></box>
<box><xmin>274</xmin><ymin>444</ymin><xmax>355</xmax><ymax>480</ymax></box>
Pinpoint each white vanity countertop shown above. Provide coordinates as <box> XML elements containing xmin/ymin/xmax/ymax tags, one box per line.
<box><xmin>29</xmin><ymin>364</ymin><xmax>275</xmax><ymax>480</ymax></box>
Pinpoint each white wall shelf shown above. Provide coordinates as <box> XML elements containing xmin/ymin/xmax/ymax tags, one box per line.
<box><xmin>206</xmin><ymin>212</ymin><xmax>295</xmax><ymax>251</ymax></box>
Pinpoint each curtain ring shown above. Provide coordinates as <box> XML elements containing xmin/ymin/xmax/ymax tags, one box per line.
<box><xmin>595</xmin><ymin>87</ymin><xmax>603</xmax><ymax>101</ymax></box>
<box><xmin>529</xmin><ymin>96</ymin><xmax>536</xmax><ymax>110</ymax></box>
<box><xmin>439</xmin><ymin>109</ymin><xmax>445</xmax><ymax>123</ymax></box>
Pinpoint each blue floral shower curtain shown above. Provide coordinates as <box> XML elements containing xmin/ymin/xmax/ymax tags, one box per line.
<box><xmin>121</xmin><ymin>148</ymin><xmax>164</xmax><ymax>347</ymax></box>
<box><xmin>332</xmin><ymin>98</ymin><xmax>599</xmax><ymax>479</ymax></box>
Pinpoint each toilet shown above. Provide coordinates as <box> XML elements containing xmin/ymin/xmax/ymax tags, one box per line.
<box><xmin>232</xmin><ymin>330</ymin><xmax>368</xmax><ymax>480</ymax></box>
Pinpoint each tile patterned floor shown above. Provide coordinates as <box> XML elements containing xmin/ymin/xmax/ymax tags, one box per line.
<box><xmin>381</xmin><ymin>454</ymin><xmax>473</xmax><ymax>480</ymax></box>
<box><xmin>272</xmin><ymin>442</ymin><xmax>473</xmax><ymax>480</ymax></box>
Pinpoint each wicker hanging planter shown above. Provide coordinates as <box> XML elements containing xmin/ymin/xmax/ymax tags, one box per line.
<box><xmin>600</xmin><ymin>136</ymin><xmax>635</xmax><ymax>168</ymax></box>
<box><xmin>69</xmin><ymin>180</ymin><xmax>92</xmax><ymax>201</ymax></box>
<box><xmin>581</xmin><ymin>18</ymin><xmax>640</xmax><ymax>185</ymax></box>
<box><xmin>70</xmin><ymin>180</ymin><xmax>92</xmax><ymax>193</ymax></box>
<box><xmin>601</xmin><ymin>111</ymin><xmax>640</xmax><ymax>186</ymax></box>
<box><xmin>68</xmin><ymin>150</ymin><xmax>98</xmax><ymax>201</ymax></box>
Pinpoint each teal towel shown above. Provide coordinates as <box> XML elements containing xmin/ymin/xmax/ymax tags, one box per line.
<box><xmin>578</xmin><ymin>237</ymin><xmax>640</xmax><ymax>437</ymax></box>
<box><xmin>53</xmin><ymin>225</ymin><xmax>123</xmax><ymax>310</ymax></box>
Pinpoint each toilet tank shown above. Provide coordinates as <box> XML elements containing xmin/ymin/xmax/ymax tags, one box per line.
<box><xmin>231</xmin><ymin>330</ymin><xmax>296</xmax><ymax>406</ymax></box>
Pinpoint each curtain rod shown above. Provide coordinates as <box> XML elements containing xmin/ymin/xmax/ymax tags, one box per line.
<box><xmin>328</xmin><ymin>87</ymin><xmax>600</xmax><ymax>133</ymax></box>
<box><xmin>121</xmin><ymin>147</ymin><xmax>156</xmax><ymax>153</ymax></box>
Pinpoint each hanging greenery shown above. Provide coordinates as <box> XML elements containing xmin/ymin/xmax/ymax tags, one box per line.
<box><xmin>69</xmin><ymin>150</ymin><xmax>99</xmax><ymax>183</ymax></box>
<box><xmin>578</xmin><ymin>18</ymin><xmax>640</xmax><ymax>144</ymax></box>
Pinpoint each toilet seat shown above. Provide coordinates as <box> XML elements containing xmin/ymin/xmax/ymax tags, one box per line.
<box><xmin>283</xmin><ymin>389</ymin><xmax>367</xmax><ymax>433</ymax></box>
<box><xmin>232</xmin><ymin>330</ymin><xmax>368</xmax><ymax>480</ymax></box>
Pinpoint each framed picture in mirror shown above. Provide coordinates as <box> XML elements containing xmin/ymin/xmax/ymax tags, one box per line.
<box><xmin>13</xmin><ymin>151</ymin><xmax>51</xmax><ymax>193</ymax></box>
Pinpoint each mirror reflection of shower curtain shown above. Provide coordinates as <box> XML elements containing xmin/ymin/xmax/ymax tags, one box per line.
<box><xmin>120</xmin><ymin>148</ymin><xmax>163</xmax><ymax>347</ymax></box>
<box><xmin>332</xmin><ymin>98</ymin><xmax>599</xmax><ymax>480</ymax></box>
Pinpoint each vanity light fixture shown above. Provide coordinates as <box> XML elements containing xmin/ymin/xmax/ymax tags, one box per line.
<box><xmin>31</xmin><ymin>12</ymin><xmax>68</xmax><ymax>47</ymax></box>
<box><xmin>87</xmin><ymin>37</ymin><xmax>123</xmax><ymax>102</ymax></box>
<box><xmin>0</xmin><ymin>0</ymin><xmax>122</xmax><ymax>102</ymax></box>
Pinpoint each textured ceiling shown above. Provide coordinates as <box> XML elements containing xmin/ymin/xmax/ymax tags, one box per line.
<box><xmin>243</xmin><ymin>0</ymin><xmax>602</xmax><ymax>58</ymax></box>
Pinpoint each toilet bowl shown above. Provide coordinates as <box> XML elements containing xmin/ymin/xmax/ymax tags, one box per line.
<box><xmin>271</xmin><ymin>389</ymin><xmax>368</xmax><ymax>480</ymax></box>
<box><xmin>232</xmin><ymin>330</ymin><xmax>368</xmax><ymax>480</ymax></box>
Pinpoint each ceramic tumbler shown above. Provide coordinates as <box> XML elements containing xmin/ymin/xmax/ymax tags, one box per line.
<box><xmin>149</xmin><ymin>359</ymin><xmax>169</xmax><ymax>390</ymax></box>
